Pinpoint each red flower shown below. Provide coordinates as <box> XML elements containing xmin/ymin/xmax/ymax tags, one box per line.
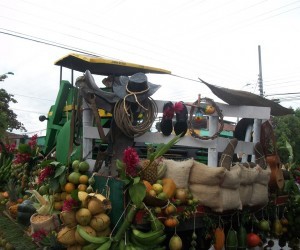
<box><xmin>28</xmin><ymin>134</ymin><xmax>38</xmax><ymax>149</ymax></box>
<box><xmin>31</xmin><ymin>229</ymin><xmax>48</xmax><ymax>242</ymax></box>
<box><xmin>37</xmin><ymin>166</ymin><xmax>54</xmax><ymax>184</ymax></box>
<box><xmin>123</xmin><ymin>147</ymin><xmax>140</xmax><ymax>177</ymax></box>
<box><xmin>62</xmin><ymin>198</ymin><xmax>79</xmax><ymax>212</ymax></box>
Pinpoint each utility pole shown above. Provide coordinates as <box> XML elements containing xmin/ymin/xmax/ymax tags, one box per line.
<box><xmin>258</xmin><ymin>45</ymin><xmax>264</xmax><ymax>97</ymax></box>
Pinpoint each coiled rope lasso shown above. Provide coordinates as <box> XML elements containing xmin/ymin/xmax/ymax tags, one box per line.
<box><xmin>113</xmin><ymin>97</ymin><xmax>158</xmax><ymax>138</ymax></box>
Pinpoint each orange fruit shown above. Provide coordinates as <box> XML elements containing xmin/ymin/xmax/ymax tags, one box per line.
<box><xmin>78</xmin><ymin>184</ymin><xmax>87</xmax><ymax>191</ymax></box>
<box><xmin>65</xmin><ymin>182</ymin><xmax>76</xmax><ymax>194</ymax></box>
<box><xmin>79</xmin><ymin>175</ymin><xmax>89</xmax><ymax>184</ymax></box>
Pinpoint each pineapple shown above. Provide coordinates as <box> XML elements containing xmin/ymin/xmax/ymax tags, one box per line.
<box><xmin>139</xmin><ymin>135</ymin><xmax>181</xmax><ymax>184</ymax></box>
<box><xmin>6</xmin><ymin>179</ymin><xmax>20</xmax><ymax>218</ymax></box>
<box><xmin>140</xmin><ymin>159</ymin><xmax>158</xmax><ymax>184</ymax></box>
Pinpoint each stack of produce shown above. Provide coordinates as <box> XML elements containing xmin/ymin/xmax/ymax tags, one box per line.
<box><xmin>57</xmin><ymin>191</ymin><xmax>112</xmax><ymax>249</ymax></box>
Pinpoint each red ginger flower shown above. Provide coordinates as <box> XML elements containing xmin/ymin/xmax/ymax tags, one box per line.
<box><xmin>62</xmin><ymin>198</ymin><xmax>79</xmax><ymax>212</ymax></box>
<box><xmin>123</xmin><ymin>147</ymin><xmax>140</xmax><ymax>177</ymax></box>
<box><xmin>28</xmin><ymin>134</ymin><xmax>38</xmax><ymax>149</ymax></box>
<box><xmin>31</xmin><ymin>229</ymin><xmax>48</xmax><ymax>242</ymax></box>
<box><xmin>37</xmin><ymin>166</ymin><xmax>54</xmax><ymax>184</ymax></box>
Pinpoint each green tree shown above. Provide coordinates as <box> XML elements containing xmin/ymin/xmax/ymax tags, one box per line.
<box><xmin>0</xmin><ymin>88</ymin><xmax>26</xmax><ymax>137</ymax></box>
<box><xmin>273</xmin><ymin>108</ymin><xmax>300</xmax><ymax>164</ymax></box>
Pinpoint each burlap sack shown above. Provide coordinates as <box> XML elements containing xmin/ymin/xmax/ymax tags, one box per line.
<box><xmin>239</xmin><ymin>164</ymin><xmax>259</xmax><ymax>185</ymax></box>
<box><xmin>249</xmin><ymin>183</ymin><xmax>269</xmax><ymax>207</ymax></box>
<box><xmin>189</xmin><ymin>161</ymin><xmax>226</xmax><ymax>185</ymax></box>
<box><xmin>214</xmin><ymin>188</ymin><xmax>242</xmax><ymax>212</ymax></box>
<box><xmin>164</xmin><ymin>158</ymin><xmax>193</xmax><ymax>188</ymax></box>
<box><xmin>220</xmin><ymin>165</ymin><xmax>241</xmax><ymax>189</ymax></box>
<box><xmin>239</xmin><ymin>184</ymin><xmax>253</xmax><ymax>206</ymax></box>
<box><xmin>255</xmin><ymin>165</ymin><xmax>271</xmax><ymax>185</ymax></box>
<box><xmin>190</xmin><ymin>184</ymin><xmax>242</xmax><ymax>212</ymax></box>
<box><xmin>189</xmin><ymin>183</ymin><xmax>221</xmax><ymax>209</ymax></box>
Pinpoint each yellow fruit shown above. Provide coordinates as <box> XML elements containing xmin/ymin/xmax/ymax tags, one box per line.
<box><xmin>152</xmin><ymin>183</ymin><xmax>163</xmax><ymax>194</ymax></box>
<box><xmin>78</xmin><ymin>184</ymin><xmax>87</xmax><ymax>192</ymax></box>
<box><xmin>65</xmin><ymin>183</ymin><xmax>76</xmax><ymax>194</ymax></box>
<box><xmin>79</xmin><ymin>175</ymin><xmax>89</xmax><ymax>184</ymax></box>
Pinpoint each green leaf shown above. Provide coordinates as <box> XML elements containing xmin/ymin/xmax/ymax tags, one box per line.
<box><xmin>133</xmin><ymin>176</ymin><xmax>140</xmax><ymax>185</ymax></box>
<box><xmin>49</xmin><ymin>178</ymin><xmax>59</xmax><ymax>193</ymax></box>
<box><xmin>59</xmin><ymin>173</ymin><xmax>67</xmax><ymax>186</ymax></box>
<box><xmin>71</xmin><ymin>189</ymin><xmax>80</xmax><ymax>201</ymax></box>
<box><xmin>50</xmin><ymin>161</ymin><xmax>62</xmax><ymax>167</ymax></box>
<box><xmin>293</xmin><ymin>170</ymin><xmax>300</xmax><ymax>177</ymax></box>
<box><xmin>129</xmin><ymin>182</ymin><xmax>146</xmax><ymax>206</ymax></box>
<box><xmin>54</xmin><ymin>165</ymin><xmax>66</xmax><ymax>178</ymax></box>
<box><xmin>39</xmin><ymin>159</ymin><xmax>54</xmax><ymax>168</ymax></box>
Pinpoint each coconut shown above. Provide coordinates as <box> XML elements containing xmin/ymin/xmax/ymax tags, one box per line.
<box><xmin>96</xmin><ymin>226</ymin><xmax>111</xmax><ymax>237</ymax></box>
<box><xmin>57</xmin><ymin>226</ymin><xmax>77</xmax><ymax>246</ymax></box>
<box><xmin>87</xmin><ymin>197</ymin><xmax>106</xmax><ymax>215</ymax></box>
<box><xmin>60</xmin><ymin>211</ymin><xmax>77</xmax><ymax>227</ymax></box>
<box><xmin>75</xmin><ymin>208</ymin><xmax>92</xmax><ymax>226</ymax></box>
<box><xmin>90</xmin><ymin>213</ymin><xmax>110</xmax><ymax>232</ymax></box>
<box><xmin>67</xmin><ymin>245</ymin><xmax>82</xmax><ymax>250</ymax></box>
<box><xmin>74</xmin><ymin>225</ymin><xmax>96</xmax><ymax>245</ymax></box>
<box><xmin>78</xmin><ymin>191</ymin><xmax>88</xmax><ymax>208</ymax></box>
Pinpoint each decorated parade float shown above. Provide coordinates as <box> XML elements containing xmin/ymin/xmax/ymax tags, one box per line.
<box><xmin>0</xmin><ymin>53</ymin><xmax>299</xmax><ymax>250</ymax></box>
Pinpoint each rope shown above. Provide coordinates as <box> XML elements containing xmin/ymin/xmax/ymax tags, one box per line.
<box><xmin>124</xmin><ymin>84</ymin><xmax>150</xmax><ymax>114</ymax></box>
<box><xmin>113</xmin><ymin>97</ymin><xmax>158</xmax><ymax>138</ymax></box>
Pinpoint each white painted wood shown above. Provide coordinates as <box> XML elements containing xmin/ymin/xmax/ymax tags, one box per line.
<box><xmin>155</xmin><ymin>100</ymin><xmax>271</xmax><ymax>119</ymax></box>
<box><xmin>82</xmin><ymin>100</ymin><xmax>94</xmax><ymax>160</ymax></box>
<box><xmin>82</xmin><ymin>99</ymin><xmax>271</xmax><ymax>168</ymax></box>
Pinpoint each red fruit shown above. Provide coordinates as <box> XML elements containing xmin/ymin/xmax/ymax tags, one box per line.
<box><xmin>247</xmin><ymin>233</ymin><xmax>261</xmax><ymax>248</ymax></box>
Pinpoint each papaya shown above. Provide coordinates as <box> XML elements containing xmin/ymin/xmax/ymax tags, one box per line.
<box><xmin>226</xmin><ymin>228</ymin><xmax>238</xmax><ymax>250</ymax></box>
<box><xmin>162</xmin><ymin>178</ymin><xmax>176</xmax><ymax>199</ymax></box>
<box><xmin>214</xmin><ymin>227</ymin><xmax>225</xmax><ymax>250</ymax></box>
<box><xmin>237</xmin><ymin>225</ymin><xmax>247</xmax><ymax>250</ymax></box>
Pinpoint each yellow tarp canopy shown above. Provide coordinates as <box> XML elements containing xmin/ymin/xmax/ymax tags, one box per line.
<box><xmin>55</xmin><ymin>53</ymin><xmax>171</xmax><ymax>76</ymax></box>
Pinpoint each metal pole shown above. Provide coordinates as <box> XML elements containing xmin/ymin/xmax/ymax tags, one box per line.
<box><xmin>258</xmin><ymin>45</ymin><xmax>264</xmax><ymax>97</ymax></box>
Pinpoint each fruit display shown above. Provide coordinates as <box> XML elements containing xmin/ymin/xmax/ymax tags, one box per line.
<box><xmin>57</xmin><ymin>191</ymin><xmax>112</xmax><ymax>248</ymax></box>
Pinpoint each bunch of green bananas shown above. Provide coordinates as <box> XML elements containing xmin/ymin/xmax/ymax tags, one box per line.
<box><xmin>77</xmin><ymin>225</ymin><xmax>112</xmax><ymax>250</ymax></box>
<box><xmin>128</xmin><ymin>227</ymin><xmax>167</xmax><ymax>250</ymax></box>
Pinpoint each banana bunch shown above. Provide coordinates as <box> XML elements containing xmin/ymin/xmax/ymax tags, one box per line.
<box><xmin>77</xmin><ymin>225</ymin><xmax>112</xmax><ymax>250</ymax></box>
<box><xmin>129</xmin><ymin>227</ymin><xmax>167</xmax><ymax>250</ymax></box>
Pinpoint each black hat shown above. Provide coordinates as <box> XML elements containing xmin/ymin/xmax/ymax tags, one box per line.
<box><xmin>113</xmin><ymin>73</ymin><xmax>161</xmax><ymax>103</ymax></box>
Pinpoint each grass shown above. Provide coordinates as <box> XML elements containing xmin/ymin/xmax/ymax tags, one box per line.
<box><xmin>0</xmin><ymin>205</ymin><xmax>38</xmax><ymax>250</ymax></box>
